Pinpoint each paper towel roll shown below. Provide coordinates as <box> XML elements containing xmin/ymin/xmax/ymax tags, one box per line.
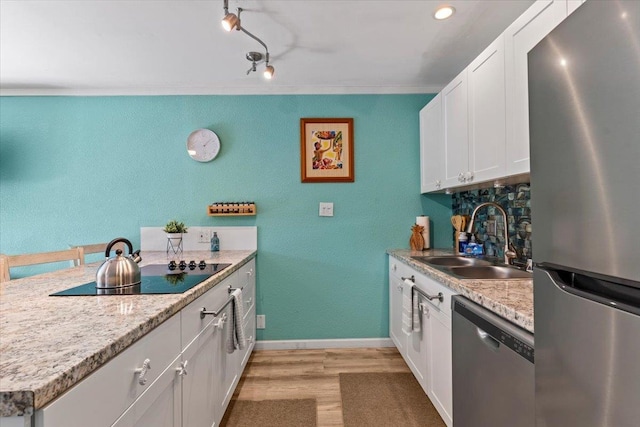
<box><xmin>416</xmin><ymin>216</ymin><xmax>430</xmax><ymax>249</ymax></box>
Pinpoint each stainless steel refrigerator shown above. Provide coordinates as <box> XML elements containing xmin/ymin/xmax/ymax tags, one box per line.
<box><xmin>528</xmin><ymin>1</ymin><xmax>640</xmax><ymax>426</ymax></box>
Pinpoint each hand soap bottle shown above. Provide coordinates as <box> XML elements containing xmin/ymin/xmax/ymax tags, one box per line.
<box><xmin>210</xmin><ymin>232</ymin><xmax>220</xmax><ymax>252</ymax></box>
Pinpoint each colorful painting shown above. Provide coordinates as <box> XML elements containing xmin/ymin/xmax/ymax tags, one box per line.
<box><xmin>300</xmin><ymin>118</ymin><xmax>354</xmax><ymax>182</ymax></box>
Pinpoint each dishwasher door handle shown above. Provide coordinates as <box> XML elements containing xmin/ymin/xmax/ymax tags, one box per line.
<box><xmin>476</xmin><ymin>328</ymin><xmax>500</xmax><ymax>351</ymax></box>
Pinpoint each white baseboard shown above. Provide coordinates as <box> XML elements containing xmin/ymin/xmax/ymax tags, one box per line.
<box><xmin>254</xmin><ymin>338</ymin><xmax>395</xmax><ymax>351</ymax></box>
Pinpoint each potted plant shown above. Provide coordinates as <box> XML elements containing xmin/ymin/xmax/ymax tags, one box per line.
<box><xmin>163</xmin><ymin>220</ymin><xmax>188</xmax><ymax>237</ymax></box>
<box><xmin>164</xmin><ymin>220</ymin><xmax>188</xmax><ymax>254</ymax></box>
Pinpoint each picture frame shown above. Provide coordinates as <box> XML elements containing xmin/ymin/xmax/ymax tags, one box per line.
<box><xmin>300</xmin><ymin>118</ymin><xmax>354</xmax><ymax>183</ymax></box>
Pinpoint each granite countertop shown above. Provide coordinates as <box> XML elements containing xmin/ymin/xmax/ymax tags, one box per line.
<box><xmin>387</xmin><ymin>249</ymin><xmax>533</xmax><ymax>333</ymax></box>
<box><xmin>0</xmin><ymin>250</ymin><xmax>256</xmax><ymax>418</ymax></box>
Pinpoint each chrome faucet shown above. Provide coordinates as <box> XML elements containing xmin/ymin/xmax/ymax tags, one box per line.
<box><xmin>466</xmin><ymin>202</ymin><xmax>517</xmax><ymax>265</ymax></box>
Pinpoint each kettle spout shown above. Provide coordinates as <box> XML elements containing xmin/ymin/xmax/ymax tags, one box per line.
<box><xmin>131</xmin><ymin>249</ymin><xmax>142</xmax><ymax>264</ymax></box>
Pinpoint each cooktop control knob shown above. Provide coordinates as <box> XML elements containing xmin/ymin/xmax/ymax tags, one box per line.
<box><xmin>188</xmin><ymin>260</ymin><xmax>197</xmax><ymax>270</ymax></box>
<box><xmin>178</xmin><ymin>260</ymin><xmax>187</xmax><ymax>270</ymax></box>
<box><xmin>168</xmin><ymin>260</ymin><xmax>177</xmax><ymax>270</ymax></box>
<box><xmin>198</xmin><ymin>260</ymin><xmax>207</xmax><ymax>269</ymax></box>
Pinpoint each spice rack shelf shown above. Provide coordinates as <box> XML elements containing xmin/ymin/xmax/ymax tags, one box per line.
<box><xmin>207</xmin><ymin>202</ymin><xmax>256</xmax><ymax>216</ymax></box>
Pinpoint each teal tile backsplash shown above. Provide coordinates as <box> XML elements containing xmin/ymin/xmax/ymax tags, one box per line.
<box><xmin>452</xmin><ymin>183</ymin><xmax>532</xmax><ymax>263</ymax></box>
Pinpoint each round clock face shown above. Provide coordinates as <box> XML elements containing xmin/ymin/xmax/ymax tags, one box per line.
<box><xmin>186</xmin><ymin>129</ymin><xmax>220</xmax><ymax>162</ymax></box>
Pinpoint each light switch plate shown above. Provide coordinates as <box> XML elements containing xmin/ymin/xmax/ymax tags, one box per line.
<box><xmin>319</xmin><ymin>202</ymin><xmax>334</xmax><ymax>217</ymax></box>
<box><xmin>256</xmin><ymin>315</ymin><xmax>265</xmax><ymax>329</ymax></box>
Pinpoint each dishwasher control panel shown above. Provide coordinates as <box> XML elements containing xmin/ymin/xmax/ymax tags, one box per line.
<box><xmin>453</xmin><ymin>296</ymin><xmax>535</xmax><ymax>363</ymax></box>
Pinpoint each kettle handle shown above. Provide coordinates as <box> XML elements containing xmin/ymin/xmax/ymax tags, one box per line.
<box><xmin>105</xmin><ymin>238</ymin><xmax>134</xmax><ymax>258</ymax></box>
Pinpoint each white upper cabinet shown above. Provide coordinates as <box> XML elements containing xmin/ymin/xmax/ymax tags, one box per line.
<box><xmin>420</xmin><ymin>93</ymin><xmax>444</xmax><ymax>193</ymax></box>
<box><xmin>442</xmin><ymin>69</ymin><xmax>469</xmax><ymax>189</ymax></box>
<box><xmin>468</xmin><ymin>35</ymin><xmax>507</xmax><ymax>183</ymax></box>
<box><xmin>420</xmin><ymin>0</ymin><xmax>574</xmax><ymax>192</ymax></box>
<box><xmin>504</xmin><ymin>0</ymin><xmax>567</xmax><ymax>176</ymax></box>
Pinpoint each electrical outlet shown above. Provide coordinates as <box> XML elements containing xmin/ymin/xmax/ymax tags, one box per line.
<box><xmin>198</xmin><ymin>229</ymin><xmax>210</xmax><ymax>243</ymax></box>
<box><xmin>319</xmin><ymin>202</ymin><xmax>334</xmax><ymax>217</ymax></box>
<box><xmin>256</xmin><ymin>315</ymin><xmax>265</xmax><ymax>329</ymax></box>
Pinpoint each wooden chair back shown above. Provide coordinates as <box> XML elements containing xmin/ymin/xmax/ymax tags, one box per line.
<box><xmin>0</xmin><ymin>247</ymin><xmax>84</xmax><ymax>283</ymax></box>
<box><xmin>71</xmin><ymin>242</ymin><xmax>127</xmax><ymax>266</ymax></box>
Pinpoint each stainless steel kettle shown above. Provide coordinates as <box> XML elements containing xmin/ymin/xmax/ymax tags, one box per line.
<box><xmin>96</xmin><ymin>238</ymin><xmax>142</xmax><ymax>289</ymax></box>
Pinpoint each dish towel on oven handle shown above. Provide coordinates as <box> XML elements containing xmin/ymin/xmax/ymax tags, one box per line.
<box><xmin>402</xmin><ymin>279</ymin><xmax>413</xmax><ymax>335</ymax></box>
<box><xmin>226</xmin><ymin>288</ymin><xmax>246</xmax><ymax>353</ymax></box>
<box><xmin>402</xmin><ymin>279</ymin><xmax>421</xmax><ymax>334</ymax></box>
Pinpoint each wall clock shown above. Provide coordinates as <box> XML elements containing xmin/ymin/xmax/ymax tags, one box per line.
<box><xmin>186</xmin><ymin>129</ymin><xmax>221</xmax><ymax>162</ymax></box>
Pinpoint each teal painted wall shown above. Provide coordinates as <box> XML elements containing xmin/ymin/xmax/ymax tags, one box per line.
<box><xmin>0</xmin><ymin>94</ymin><xmax>452</xmax><ymax>340</ymax></box>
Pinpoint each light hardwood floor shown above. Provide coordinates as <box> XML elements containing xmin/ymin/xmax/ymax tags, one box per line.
<box><xmin>225</xmin><ymin>347</ymin><xmax>412</xmax><ymax>426</ymax></box>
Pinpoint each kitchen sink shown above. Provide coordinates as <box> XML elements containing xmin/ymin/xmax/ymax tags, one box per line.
<box><xmin>448</xmin><ymin>266</ymin><xmax>532</xmax><ymax>280</ymax></box>
<box><xmin>411</xmin><ymin>256</ymin><xmax>492</xmax><ymax>267</ymax></box>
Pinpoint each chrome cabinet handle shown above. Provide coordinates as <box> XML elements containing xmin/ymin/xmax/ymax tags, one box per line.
<box><xmin>401</xmin><ymin>275</ymin><xmax>415</xmax><ymax>283</ymax></box>
<box><xmin>419</xmin><ymin>303</ymin><xmax>430</xmax><ymax>318</ymax></box>
<box><xmin>424</xmin><ymin>292</ymin><xmax>444</xmax><ymax>303</ymax></box>
<box><xmin>435</xmin><ymin>180</ymin><xmax>441</xmax><ymax>189</ymax></box>
<box><xmin>245</xmin><ymin>297</ymin><xmax>253</xmax><ymax>306</ymax></box>
<box><xmin>215</xmin><ymin>313</ymin><xmax>228</xmax><ymax>330</ymax></box>
<box><xmin>458</xmin><ymin>172</ymin><xmax>465</xmax><ymax>182</ymax></box>
<box><xmin>135</xmin><ymin>358</ymin><xmax>151</xmax><ymax>386</ymax></box>
<box><xmin>176</xmin><ymin>360</ymin><xmax>188</xmax><ymax>376</ymax></box>
<box><xmin>246</xmin><ymin>269</ymin><xmax>253</xmax><ymax>277</ymax></box>
<box><xmin>465</xmin><ymin>171</ymin><xmax>474</xmax><ymax>182</ymax></box>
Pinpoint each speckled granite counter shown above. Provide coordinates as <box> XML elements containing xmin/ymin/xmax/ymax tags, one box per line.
<box><xmin>0</xmin><ymin>250</ymin><xmax>256</xmax><ymax>418</ymax></box>
<box><xmin>388</xmin><ymin>249</ymin><xmax>533</xmax><ymax>333</ymax></box>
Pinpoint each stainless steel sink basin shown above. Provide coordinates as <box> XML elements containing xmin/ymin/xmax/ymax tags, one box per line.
<box><xmin>448</xmin><ymin>266</ymin><xmax>533</xmax><ymax>280</ymax></box>
<box><xmin>411</xmin><ymin>256</ymin><xmax>492</xmax><ymax>267</ymax></box>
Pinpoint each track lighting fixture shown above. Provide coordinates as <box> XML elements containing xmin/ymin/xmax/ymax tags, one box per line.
<box><xmin>221</xmin><ymin>0</ymin><xmax>275</xmax><ymax>80</ymax></box>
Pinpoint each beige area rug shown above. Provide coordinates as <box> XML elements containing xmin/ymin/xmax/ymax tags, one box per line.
<box><xmin>221</xmin><ymin>398</ymin><xmax>317</xmax><ymax>427</ymax></box>
<box><xmin>340</xmin><ymin>372</ymin><xmax>446</xmax><ymax>427</ymax></box>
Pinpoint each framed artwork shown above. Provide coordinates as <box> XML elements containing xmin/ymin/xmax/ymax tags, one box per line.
<box><xmin>300</xmin><ymin>118</ymin><xmax>354</xmax><ymax>183</ymax></box>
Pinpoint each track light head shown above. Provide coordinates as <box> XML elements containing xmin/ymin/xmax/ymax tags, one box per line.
<box><xmin>222</xmin><ymin>12</ymin><xmax>239</xmax><ymax>31</ymax></box>
<box><xmin>263</xmin><ymin>65</ymin><xmax>275</xmax><ymax>80</ymax></box>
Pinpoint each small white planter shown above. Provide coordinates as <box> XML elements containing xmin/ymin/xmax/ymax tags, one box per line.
<box><xmin>166</xmin><ymin>233</ymin><xmax>183</xmax><ymax>254</ymax></box>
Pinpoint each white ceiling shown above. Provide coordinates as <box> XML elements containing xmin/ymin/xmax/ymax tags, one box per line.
<box><xmin>0</xmin><ymin>0</ymin><xmax>535</xmax><ymax>96</ymax></box>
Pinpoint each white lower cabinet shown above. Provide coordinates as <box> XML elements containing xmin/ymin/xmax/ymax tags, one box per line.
<box><xmin>112</xmin><ymin>355</ymin><xmax>182</xmax><ymax>427</ymax></box>
<box><xmin>427</xmin><ymin>304</ymin><xmax>453</xmax><ymax>425</ymax></box>
<box><xmin>388</xmin><ymin>256</ymin><xmax>454</xmax><ymax>427</ymax></box>
<box><xmin>181</xmin><ymin>320</ymin><xmax>219</xmax><ymax>427</ymax></box>
<box><xmin>35</xmin><ymin>259</ymin><xmax>257</xmax><ymax>427</ymax></box>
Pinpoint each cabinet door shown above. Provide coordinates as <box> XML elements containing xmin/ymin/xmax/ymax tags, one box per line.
<box><xmin>428</xmin><ymin>309</ymin><xmax>453</xmax><ymax>427</ymax></box>
<box><xmin>388</xmin><ymin>272</ymin><xmax>406</xmax><ymax>353</ymax></box>
<box><xmin>111</xmin><ymin>356</ymin><xmax>182</xmax><ymax>427</ymax></box>
<box><xmin>505</xmin><ymin>0</ymin><xmax>567</xmax><ymax>175</ymax></box>
<box><xmin>406</xmin><ymin>296</ymin><xmax>430</xmax><ymax>393</ymax></box>
<box><xmin>420</xmin><ymin>94</ymin><xmax>444</xmax><ymax>193</ymax></box>
<box><xmin>468</xmin><ymin>36</ymin><xmax>507</xmax><ymax>184</ymax></box>
<box><xmin>215</xmin><ymin>304</ymin><xmax>239</xmax><ymax>420</ymax></box>
<box><xmin>182</xmin><ymin>320</ymin><xmax>218</xmax><ymax>427</ymax></box>
<box><xmin>442</xmin><ymin>69</ymin><xmax>469</xmax><ymax>188</ymax></box>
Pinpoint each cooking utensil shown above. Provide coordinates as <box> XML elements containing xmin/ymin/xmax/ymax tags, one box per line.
<box><xmin>451</xmin><ymin>215</ymin><xmax>464</xmax><ymax>231</ymax></box>
<box><xmin>96</xmin><ymin>238</ymin><xmax>142</xmax><ymax>289</ymax></box>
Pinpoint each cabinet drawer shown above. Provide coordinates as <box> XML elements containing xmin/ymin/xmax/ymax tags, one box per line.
<box><xmin>37</xmin><ymin>314</ymin><xmax>181</xmax><ymax>427</ymax></box>
<box><xmin>413</xmin><ymin>271</ymin><xmax>456</xmax><ymax>318</ymax></box>
<box><xmin>181</xmin><ymin>273</ymin><xmax>238</xmax><ymax>350</ymax></box>
<box><xmin>238</xmin><ymin>259</ymin><xmax>255</xmax><ymax>319</ymax></box>
<box><xmin>389</xmin><ymin>256</ymin><xmax>414</xmax><ymax>281</ymax></box>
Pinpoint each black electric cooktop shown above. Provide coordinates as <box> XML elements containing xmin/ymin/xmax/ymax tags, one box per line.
<box><xmin>51</xmin><ymin>262</ymin><xmax>231</xmax><ymax>296</ymax></box>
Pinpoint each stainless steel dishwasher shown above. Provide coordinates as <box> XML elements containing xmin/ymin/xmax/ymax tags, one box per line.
<box><xmin>452</xmin><ymin>295</ymin><xmax>534</xmax><ymax>427</ymax></box>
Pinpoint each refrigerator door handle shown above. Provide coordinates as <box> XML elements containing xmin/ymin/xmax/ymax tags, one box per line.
<box><xmin>536</xmin><ymin>264</ymin><xmax>640</xmax><ymax>316</ymax></box>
